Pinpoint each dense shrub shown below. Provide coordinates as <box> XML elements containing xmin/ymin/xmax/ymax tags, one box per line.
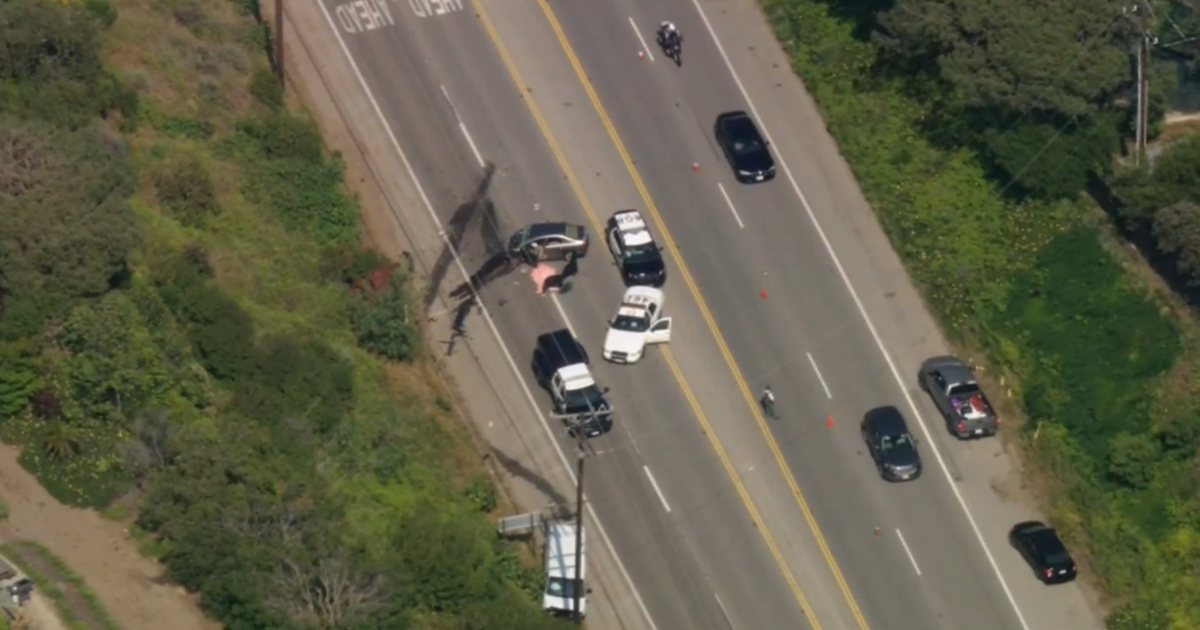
<box><xmin>83</xmin><ymin>0</ymin><xmax>118</xmax><ymax>29</ymax></box>
<box><xmin>0</xmin><ymin>342</ymin><xmax>38</xmax><ymax>418</ymax></box>
<box><xmin>232</xmin><ymin>114</ymin><xmax>360</xmax><ymax>244</ymax></box>
<box><xmin>997</xmin><ymin>228</ymin><xmax>1178</xmax><ymax>457</ymax></box>
<box><xmin>237</xmin><ymin>113</ymin><xmax>324</xmax><ymax>163</ymax></box>
<box><xmin>249</xmin><ymin>67</ymin><xmax>282</xmax><ymax>111</ymax></box>
<box><xmin>0</xmin><ymin>117</ymin><xmax>138</xmax><ymax>332</ymax></box>
<box><xmin>1152</xmin><ymin>201</ymin><xmax>1200</xmax><ymax>286</ymax></box>
<box><xmin>154</xmin><ymin>155</ymin><xmax>220</xmax><ymax>226</ymax></box>
<box><xmin>156</xmin><ymin>263</ymin><xmax>257</xmax><ymax>382</ymax></box>
<box><xmin>232</xmin><ymin>334</ymin><xmax>356</xmax><ymax>436</ymax></box>
<box><xmin>351</xmin><ymin>268</ymin><xmax>422</xmax><ymax>362</ymax></box>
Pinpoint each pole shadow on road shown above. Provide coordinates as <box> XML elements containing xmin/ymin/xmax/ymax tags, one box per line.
<box><xmin>423</xmin><ymin>162</ymin><xmax>501</xmax><ymax>311</ymax></box>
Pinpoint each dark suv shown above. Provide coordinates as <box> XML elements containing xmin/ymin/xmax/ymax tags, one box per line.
<box><xmin>532</xmin><ymin>330</ymin><xmax>612</xmax><ymax>437</ymax></box>
<box><xmin>861</xmin><ymin>406</ymin><xmax>922</xmax><ymax>482</ymax></box>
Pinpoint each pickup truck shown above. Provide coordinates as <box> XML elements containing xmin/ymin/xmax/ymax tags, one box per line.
<box><xmin>917</xmin><ymin>356</ymin><xmax>998</xmax><ymax>438</ymax></box>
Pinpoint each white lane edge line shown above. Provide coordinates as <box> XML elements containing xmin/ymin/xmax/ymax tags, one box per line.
<box><xmin>316</xmin><ymin>9</ymin><xmax>662</xmax><ymax>630</ymax></box>
<box><xmin>643</xmin><ymin>466</ymin><xmax>672</xmax><ymax>513</ymax></box>
<box><xmin>549</xmin><ymin>294</ymin><xmax>578</xmax><ymax>338</ymax></box>
<box><xmin>685</xmin><ymin>3</ymin><xmax>1031</xmax><ymax>629</ymax></box>
<box><xmin>438</xmin><ymin>83</ymin><xmax>486</xmax><ymax>169</ymax></box>
<box><xmin>628</xmin><ymin>17</ymin><xmax>655</xmax><ymax>62</ymax></box>
<box><xmin>716</xmin><ymin>182</ymin><xmax>745</xmax><ymax>228</ymax></box>
<box><xmin>714</xmin><ymin>593</ymin><xmax>740</xmax><ymax>630</ymax></box>
<box><xmin>805</xmin><ymin>352</ymin><xmax>832</xmax><ymax>399</ymax></box>
<box><xmin>895</xmin><ymin>529</ymin><xmax>922</xmax><ymax>576</ymax></box>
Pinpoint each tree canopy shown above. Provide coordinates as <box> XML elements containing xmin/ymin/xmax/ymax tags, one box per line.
<box><xmin>876</xmin><ymin>0</ymin><xmax>1133</xmax><ymax>115</ymax></box>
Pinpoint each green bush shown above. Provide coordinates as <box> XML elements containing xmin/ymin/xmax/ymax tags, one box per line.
<box><xmin>351</xmin><ymin>269</ymin><xmax>422</xmax><ymax>362</ymax></box>
<box><xmin>997</xmin><ymin>228</ymin><xmax>1178</xmax><ymax>459</ymax></box>
<box><xmin>237</xmin><ymin>112</ymin><xmax>324</xmax><ymax>163</ymax></box>
<box><xmin>0</xmin><ymin>341</ymin><xmax>39</xmax><ymax>419</ymax></box>
<box><xmin>84</xmin><ymin>0</ymin><xmax>118</xmax><ymax>28</ymax></box>
<box><xmin>156</xmin><ymin>263</ymin><xmax>257</xmax><ymax>381</ymax></box>
<box><xmin>232</xmin><ymin>334</ymin><xmax>356</xmax><ymax>436</ymax></box>
<box><xmin>249</xmin><ymin>67</ymin><xmax>282</xmax><ymax>111</ymax></box>
<box><xmin>154</xmin><ymin>154</ymin><xmax>220</xmax><ymax>226</ymax></box>
<box><xmin>1153</xmin><ymin>201</ymin><xmax>1200</xmax><ymax>286</ymax></box>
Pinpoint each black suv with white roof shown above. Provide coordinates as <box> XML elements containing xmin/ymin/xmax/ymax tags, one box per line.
<box><xmin>531</xmin><ymin>329</ymin><xmax>612</xmax><ymax>437</ymax></box>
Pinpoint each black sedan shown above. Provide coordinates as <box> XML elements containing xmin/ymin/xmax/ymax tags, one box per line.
<box><xmin>715</xmin><ymin>111</ymin><xmax>776</xmax><ymax>184</ymax></box>
<box><xmin>1009</xmin><ymin>521</ymin><xmax>1077</xmax><ymax>584</ymax></box>
<box><xmin>861</xmin><ymin>406</ymin><xmax>922</xmax><ymax>481</ymax></box>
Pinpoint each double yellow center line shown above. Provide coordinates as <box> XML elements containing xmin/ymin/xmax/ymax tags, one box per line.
<box><xmin>465</xmin><ymin>2</ymin><xmax>871</xmax><ymax>630</ymax></box>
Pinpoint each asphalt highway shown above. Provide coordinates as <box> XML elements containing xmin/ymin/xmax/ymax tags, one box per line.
<box><xmin>315</xmin><ymin>1</ymin><xmax>1106</xmax><ymax>630</ymax></box>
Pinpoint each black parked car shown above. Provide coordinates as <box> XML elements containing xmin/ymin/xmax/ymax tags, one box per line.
<box><xmin>715</xmin><ymin>111</ymin><xmax>775</xmax><ymax>184</ymax></box>
<box><xmin>861</xmin><ymin>406</ymin><xmax>922</xmax><ymax>482</ymax></box>
<box><xmin>1009</xmin><ymin>521</ymin><xmax>1077</xmax><ymax>585</ymax></box>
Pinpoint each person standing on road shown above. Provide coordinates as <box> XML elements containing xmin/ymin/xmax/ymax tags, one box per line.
<box><xmin>761</xmin><ymin>386</ymin><xmax>777</xmax><ymax>419</ymax></box>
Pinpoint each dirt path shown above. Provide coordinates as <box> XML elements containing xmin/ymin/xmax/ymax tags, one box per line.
<box><xmin>23</xmin><ymin>595</ymin><xmax>69</xmax><ymax>630</ymax></box>
<box><xmin>0</xmin><ymin>444</ymin><xmax>219</xmax><ymax>630</ymax></box>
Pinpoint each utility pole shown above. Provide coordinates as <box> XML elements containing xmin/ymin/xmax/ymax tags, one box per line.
<box><xmin>1136</xmin><ymin>31</ymin><xmax>1148</xmax><ymax>162</ymax></box>
<box><xmin>571</xmin><ymin>437</ymin><xmax>586</xmax><ymax>624</ymax></box>
<box><xmin>1126</xmin><ymin>3</ymin><xmax>1159</xmax><ymax>164</ymax></box>
<box><xmin>564</xmin><ymin>410</ymin><xmax>599</xmax><ymax>625</ymax></box>
<box><xmin>274</xmin><ymin>0</ymin><xmax>285</xmax><ymax>88</ymax></box>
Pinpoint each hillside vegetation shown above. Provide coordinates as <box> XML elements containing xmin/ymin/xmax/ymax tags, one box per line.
<box><xmin>0</xmin><ymin>1</ymin><xmax>567</xmax><ymax>629</ymax></box>
<box><xmin>759</xmin><ymin>0</ymin><xmax>1200</xmax><ymax>627</ymax></box>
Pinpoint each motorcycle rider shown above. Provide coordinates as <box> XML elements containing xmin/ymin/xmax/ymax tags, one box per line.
<box><xmin>658</xmin><ymin>21</ymin><xmax>682</xmax><ymax>54</ymax></box>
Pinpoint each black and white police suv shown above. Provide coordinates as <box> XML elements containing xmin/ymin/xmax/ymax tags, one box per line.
<box><xmin>607</xmin><ymin>210</ymin><xmax>666</xmax><ymax>287</ymax></box>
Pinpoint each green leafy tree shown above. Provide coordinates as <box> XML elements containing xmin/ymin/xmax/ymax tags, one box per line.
<box><xmin>55</xmin><ymin>291</ymin><xmax>178</xmax><ymax>425</ymax></box>
<box><xmin>1107</xmin><ymin>432</ymin><xmax>1161</xmax><ymax>489</ymax></box>
<box><xmin>1153</xmin><ymin>200</ymin><xmax>1200</xmax><ymax>286</ymax></box>
<box><xmin>983</xmin><ymin>113</ymin><xmax>1120</xmax><ymax>199</ymax></box>
<box><xmin>0</xmin><ymin>0</ymin><xmax>132</xmax><ymax>127</ymax></box>
<box><xmin>0</xmin><ymin>117</ymin><xmax>137</xmax><ymax>332</ymax></box>
<box><xmin>876</xmin><ymin>0</ymin><xmax>1132</xmax><ymax>115</ymax></box>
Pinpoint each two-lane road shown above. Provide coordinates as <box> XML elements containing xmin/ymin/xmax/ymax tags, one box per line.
<box><xmin>313</xmin><ymin>1</ymin><xmax>1105</xmax><ymax>630</ymax></box>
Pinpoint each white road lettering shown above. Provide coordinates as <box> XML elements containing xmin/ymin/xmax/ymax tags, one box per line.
<box><xmin>409</xmin><ymin>0</ymin><xmax>463</xmax><ymax>18</ymax></box>
<box><xmin>335</xmin><ymin>0</ymin><xmax>394</xmax><ymax>33</ymax></box>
